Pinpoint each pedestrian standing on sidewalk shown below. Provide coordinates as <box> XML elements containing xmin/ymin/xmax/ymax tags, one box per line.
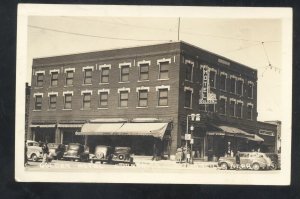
<box><xmin>42</xmin><ymin>142</ymin><xmax>49</xmax><ymax>164</ymax></box>
<box><xmin>235</xmin><ymin>151</ymin><xmax>240</xmax><ymax>170</ymax></box>
<box><xmin>152</xmin><ymin>143</ymin><xmax>157</xmax><ymax>161</ymax></box>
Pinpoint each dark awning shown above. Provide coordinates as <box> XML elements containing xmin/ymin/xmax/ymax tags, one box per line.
<box><xmin>76</xmin><ymin>123</ymin><xmax>168</xmax><ymax>139</ymax></box>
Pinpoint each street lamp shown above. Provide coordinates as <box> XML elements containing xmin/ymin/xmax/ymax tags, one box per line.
<box><xmin>185</xmin><ymin>113</ymin><xmax>200</xmax><ymax>166</ymax></box>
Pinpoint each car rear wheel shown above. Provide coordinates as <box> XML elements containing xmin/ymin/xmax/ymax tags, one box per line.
<box><xmin>252</xmin><ymin>163</ymin><xmax>260</xmax><ymax>171</ymax></box>
<box><xmin>220</xmin><ymin>162</ymin><xmax>228</xmax><ymax>170</ymax></box>
<box><xmin>31</xmin><ymin>154</ymin><xmax>38</xmax><ymax>162</ymax></box>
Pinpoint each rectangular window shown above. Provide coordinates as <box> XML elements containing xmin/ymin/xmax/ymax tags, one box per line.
<box><xmin>248</xmin><ymin>83</ymin><xmax>253</xmax><ymax>98</ymax></box>
<box><xmin>158</xmin><ymin>89</ymin><xmax>168</xmax><ymax>106</ymax></box>
<box><xmin>247</xmin><ymin>105</ymin><xmax>253</xmax><ymax>120</ymax></box>
<box><xmin>138</xmin><ymin>90</ymin><xmax>148</xmax><ymax>107</ymax></box>
<box><xmin>51</xmin><ymin>72</ymin><xmax>58</xmax><ymax>86</ymax></box>
<box><xmin>236</xmin><ymin>102</ymin><xmax>243</xmax><ymax>118</ymax></box>
<box><xmin>236</xmin><ymin>80</ymin><xmax>243</xmax><ymax>95</ymax></box>
<box><xmin>36</xmin><ymin>73</ymin><xmax>44</xmax><ymax>87</ymax></box>
<box><xmin>220</xmin><ymin>74</ymin><xmax>226</xmax><ymax>91</ymax></box>
<box><xmin>119</xmin><ymin>91</ymin><xmax>129</xmax><ymax>107</ymax></box>
<box><xmin>159</xmin><ymin>62</ymin><xmax>169</xmax><ymax>79</ymax></box>
<box><xmin>120</xmin><ymin>65</ymin><xmax>130</xmax><ymax>82</ymax></box>
<box><xmin>184</xmin><ymin>90</ymin><xmax>192</xmax><ymax>108</ymax></box>
<box><xmin>64</xmin><ymin>94</ymin><xmax>72</xmax><ymax>109</ymax></box>
<box><xmin>139</xmin><ymin>64</ymin><xmax>149</xmax><ymax>81</ymax></box>
<box><xmin>84</xmin><ymin>69</ymin><xmax>92</xmax><ymax>84</ymax></box>
<box><xmin>207</xmin><ymin>104</ymin><xmax>215</xmax><ymax>112</ymax></box>
<box><xmin>199</xmin><ymin>104</ymin><xmax>206</xmax><ymax>111</ymax></box>
<box><xmin>49</xmin><ymin>95</ymin><xmax>57</xmax><ymax>110</ymax></box>
<box><xmin>66</xmin><ymin>71</ymin><xmax>74</xmax><ymax>86</ymax></box>
<box><xmin>35</xmin><ymin>95</ymin><xmax>42</xmax><ymax>110</ymax></box>
<box><xmin>219</xmin><ymin>98</ymin><xmax>226</xmax><ymax>115</ymax></box>
<box><xmin>185</xmin><ymin>63</ymin><xmax>193</xmax><ymax>81</ymax></box>
<box><xmin>230</xmin><ymin>77</ymin><xmax>236</xmax><ymax>93</ymax></box>
<box><xmin>209</xmin><ymin>70</ymin><xmax>216</xmax><ymax>88</ymax></box>
<box><xmin>99</xmin><ymin>92</ymin><xmax>108</xmax><ymax>108</ymax></box>
<box><xmin>100</xmin><ymin>67</ymin><xmax>109</xmax><ymax>83</ymax></box>
<box><xmin>229</xmin><ymin>100</ymin><xmax>235</xmax><ymax>117</ymax></box>
<box><xmin>83</xmin><ymin>93</ymin><xmax>91</xmax><ymax>109</ymax></box>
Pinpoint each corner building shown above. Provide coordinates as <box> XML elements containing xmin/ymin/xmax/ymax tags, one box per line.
<box><xmin>28</xmin><ymin>41</ymin><xmax>277</xmax><ymax>160</ymax></box>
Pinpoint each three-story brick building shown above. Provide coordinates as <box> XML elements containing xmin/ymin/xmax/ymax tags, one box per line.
<box><xmin>27</xmin><ymin>41</ymin><xmax>277</xmax><ymax>160</ymax></box>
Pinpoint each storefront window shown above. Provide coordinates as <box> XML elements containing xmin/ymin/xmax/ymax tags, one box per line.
<box><xmin>219</xmin><ymin>98</ymin><xmax>226</xmax><ymax>115</ymax></box>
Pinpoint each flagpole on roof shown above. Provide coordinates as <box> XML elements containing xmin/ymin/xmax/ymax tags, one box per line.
<box><xmin>177</xmin><ymin>17</ymin><xmax>181</xmax><ymax>41</ymax></box>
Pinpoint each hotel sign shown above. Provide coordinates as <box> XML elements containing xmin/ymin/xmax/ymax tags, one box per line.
<box><xmin>199</xmin><ymin>66</ymin><xmax>217</xmax><ymax>104</ymax></box>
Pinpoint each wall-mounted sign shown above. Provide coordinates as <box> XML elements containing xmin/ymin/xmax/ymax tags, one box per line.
<box><xmin>199</xmin><ymin>66</ymin><xmax>217</xmax><ymax>104</ymax></box>
<box><xmin>218</xmin><ymin>58</ymin><xmax>230</xmax><ymax>66</ymax></box>
<box><xmin>185</xmin><ymin>134</ymin><xmax>191</xmax><ymax>140</ymax></box>
<box><xmin>259</xmin><ymin>130</ymin><xmax>275</xmax><ymax>136</ymax></box>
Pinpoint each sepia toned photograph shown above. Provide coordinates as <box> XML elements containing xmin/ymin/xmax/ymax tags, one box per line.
<box><xmin>15</xmin><ymin>5</ymin><xmax>292</xmax><ymax>184</ymax></box>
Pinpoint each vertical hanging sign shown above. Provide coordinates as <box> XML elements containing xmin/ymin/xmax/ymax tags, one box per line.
<box><xmin>199</xmin><ymin>66</ymin><xmax>217</xmax><ymax>104</ymax></box>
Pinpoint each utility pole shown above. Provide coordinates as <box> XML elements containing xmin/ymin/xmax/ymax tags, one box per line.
<box><xmin>177</xmin><ymin>17</ymin><xmax>181</xmax><ymax>41</ymax></box>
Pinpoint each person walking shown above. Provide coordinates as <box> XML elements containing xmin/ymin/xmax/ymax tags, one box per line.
<box><xmin>42</xmin><ymin>142</ymin><xmax>49</xmax><ymax>164</ymax></box>
<box><xmin>235</xmin><ymin>151</ymin><xmax>240</xmax><ymax>170</ymax></box>
<box><xmin>152</xmin><ymin>143</ymin><xmax>157</xmax><ymax>161</ymax></box>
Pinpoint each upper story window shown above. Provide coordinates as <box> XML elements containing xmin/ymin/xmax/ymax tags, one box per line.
<box><xmin>236</xmin><ymin>79</ymin><xmax>244</xmax><ymax>96</ymax></box>
<box><xmin>81</xmin><ymin>90</ymin><xmax>92</xmax><ymax>109</ymax></box>
<box><xmin>229</xmin><ymin>99</ymin><xmax>236</xmax><ymax>117</ymax></box>
<box><xmin>64</xmin><ymin>93</ymin><xmax>72</xmax><ymax>109</ymax></box>
<box><xmin>84</xmin><ymin>69</ymin><xmax>92</xmax><ymax>84</ymax></box>
<box><xmin>209</xmin><ymin>69</ymin><xmax>216</xmax><ymax>88</ymax></box>
<box><xmin>66</xmin><ymin>70</ymin><xmax>74</xmax><ymax>86</ymax></box>
<box><xmin>184</xmin><ymin>87</ymin><xmax>193</xmax><ymax>108</ymax></box>
<box><xmin>34</xmin><ymin>93</ymin><xmax>43</xmax><ymax>110</ymax></box>
<box><xmin>50</xmin><ymin>71</ymin><xmax>59</xmax><ymax>86</ymax></box>
<box><xmin>138</xmin><ymin>61</ymin><xmax>150</xmax><ymax>81</ymax></box>
<box><xmin>236</xmin><ymin>101</ymin><xmax>243</xmax><ymax>118</ymax></box>
<box><xmin>48</xmin><ymin>94</ymin><xmax>57</xmax><ymax>110</ymax></box>
<box><xmin>247</xmin><ymin>81</ymin><xmax>254</xmax><ymax>98</ymax></box>
<box><xmin>36</xmin><ymin>72</ymin><xmax>44</xmax><ymax>87</ymax></box>
<box><xmin>100</xmin><ymin>66</ymin><xmax>110</xmax><ymax>84</ymax></box>
<box><xmin>120</xmin><ymin>65</ymin><xmax>130</xmax><ymax>82</ymax></box>
<box><xmin>230</xmin><ymin>75</ymin><xmax>237</xmax><ymax>94</ymax></box>
<box><xmin>219</xmin><ymin>97</ymin><xmax>226</xmax><ymax>115</ymax></box>
<box><xmin>156</xmin><ymin>85</ymin><xmax>170</xmax><ymax>107</ymax></box>
<box><xmin>220</xmin><ymin>72</ymin><xmax>227</xmax><ymax>91</ymax></box>
<box><xmin>246</xmin><ymin>103</ymin><xmax>253</xmax><ymax>120</ymax></box>
<box><xmin>158</xmin><ymin>59</ymin><xmax>170</xmax><ymax>80</ymax></box>
<box><xmin>185</xmin><ymin>60</ymin><xmax>194</xmax><ymax>82</ymax></box>
<box><xmin>138</xmin><ymin>89</ymin><xmax>148</xmax><ymax>107</ymax></box>
<box><xmin>119</xmin><ymin>91</ymin><xmax>129</xmax><ymax>107</ymax></box>
<box><xmin>99</xmin><ymin>91</ymin><xmax>108</xmax><ymax>108</ymax></box>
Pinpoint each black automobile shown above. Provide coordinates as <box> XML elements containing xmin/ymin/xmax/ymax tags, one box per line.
<box><xmin>47</xmin><ymin>143</ymin><xmax>66</xmax><ymax>160</ymax></box>
<box><xmin>63</xmin><ymin>143</ymin><xmax>89</xmax><ymax>162</ymax></box>
<box><xmin>265</xmin><ymin>153</ymin><xmax>281</xmax><ymax>170</ymax></box>
<box><xmin>111</xmin><ymin>147</ymin><xmax>134</xmax><ymax>166</ymax></box>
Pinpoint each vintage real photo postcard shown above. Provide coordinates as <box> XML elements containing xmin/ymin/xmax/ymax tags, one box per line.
<box><xmin>15</xmin><ymin>4</ymin><xmax>292</xmax><ymax>184</ymax></box>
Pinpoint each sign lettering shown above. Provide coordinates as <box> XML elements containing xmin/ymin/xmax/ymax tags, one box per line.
<box><xmin>199</xmin><ymin>66</ymin><xmax>217</xmax><ymax>104</ymax></box>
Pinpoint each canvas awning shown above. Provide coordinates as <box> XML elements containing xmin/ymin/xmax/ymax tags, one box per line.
<box><xmin>29</xmin><ymin>124</ymin><xmax>56</xmax><ymax>128</ymax></box>
<box><xmin>57</xmin><ymin>124</ymin><xmax>83</xmax><ymax>128</ymax></box>
<box><xmin>247</xmin><ymin>134</ymin><xmax>264</xmax><ymax>142</ymax></box>
<box><xmin>76</xmin><ymin>123</ymin><xmax>168</xmax><ymax>139</ymax></box>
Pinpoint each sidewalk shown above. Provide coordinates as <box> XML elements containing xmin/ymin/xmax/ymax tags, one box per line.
<box><xmin>132</xmin><ymin>156</ymin><xmax>218</xmax><ymax>168</ymax></box>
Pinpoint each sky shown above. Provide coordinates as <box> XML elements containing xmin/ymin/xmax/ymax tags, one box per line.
<box><xmin>27</xmin><ymin>16</ymin><xmax>282</xmax><ymax>121</ymax></box>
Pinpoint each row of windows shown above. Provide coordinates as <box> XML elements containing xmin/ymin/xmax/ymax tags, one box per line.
<box><xmin>34</xmin><ymin>88</ymin><xmax>169</xmax><ymax>110</ymax></box>
<box><xmin>183</xmin><ymin>89</ymin><xmax>254</xmax><ymax>120</ymax></box>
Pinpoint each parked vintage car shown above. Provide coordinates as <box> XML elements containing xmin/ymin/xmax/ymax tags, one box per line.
<box><xmin>265</xmin><ymin>153</ymin><xmax>281</xmax><ymax>170</ymax></box>
<box><xmin>47</xmin><ymin>143</ymin><xmax>66</xmax><ymax>160</ymax></box>
<box><xmin>26</xmin><ymin>140</ymin><xmax>44</xmax><ymax>162</ymax></box>
<box><xmin>111</xmin><ymin>147</ymin><xmax>134</xmax><ymax>166</ymax></box>
<box><xmin>63</xmin><ymin>143</ymin><xmax>89</xmax><ymax>162</ymax></box>
<box><xmin>90</xmin><ymin>146</ymin><xmax>134</xmax><ymax>166</ymax></box>
<box><xmin>218</xmin><ymin>152</ymin><xmax>272</xmax><ymax>170</ymax></box>
<box><xmin>89</xmin><ymin>145</ymin><xmax>114</xmax><ymax>164</ymax></box>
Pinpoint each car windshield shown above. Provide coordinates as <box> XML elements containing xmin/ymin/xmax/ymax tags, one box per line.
<box><xmin>48</xmin><ymin>143</ymin><xmax>59</xmax><ymax>148</ymax></box>
<box><xmin>27</xmin><ymin>142</ymin><xmax>39</xmax><ymax>147</ymax></box>
<box><xmin>114</xmin><ymin>147</ymin><xmax>130</xmax><ymax>153</ymax></box>
<box><xmin>68</xmin><ymin>144</ymin><xmax>80</xmax><ymax>150</ymax></box>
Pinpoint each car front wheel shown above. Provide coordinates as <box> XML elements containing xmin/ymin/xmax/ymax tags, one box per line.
<box><xmin>220</xmin><ymin>162</ymin><xmax>228</xmax><ymax>170</ymax></box>
<box><xmin>252</xmin><ymin>163</ymin><xmax>260</xmax><ymax>171</ymax></box>
<box><xmin>31</xmin><ymin>154</ymin><xmax>38</xmax><ymax>162</ymax></box>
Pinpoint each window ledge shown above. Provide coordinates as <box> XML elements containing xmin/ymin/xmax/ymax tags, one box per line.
<box><xmin>118</xmin><ymin>81</ymin><xmax>130</xmax><ymax>84</ymax></box>
<box><xmin>99</xmin><ymin>83</ymin><xmax>109</xmax><ymax>85</ymax></box>
<box><xmin>220</xmin><ymin>89</ymin><xmax>227</xmax><ymax>92</ymax></box>
<box><xmin>33</xmin><ymin>109</ymin><xmax>42</xmax><ymax>112</ymax></box>
<box><xmin>97</xmin><ymin>107</ymin><xmax>108</xmax><ymax>110</ymax></box>
<box><xmin>118</xmin><ymin>107</ymin><xmax>128</xmax><ymax>109</ymax></box>
<box><xmin>158</xmin><ymin>78</ymin><xmax>170</xmax><ymax>81</ymax></box>
<box><xmin>82</xmin><ymin>84</ymin><xmax>92</xmax><ymax>86</ymax></box>
<box><xmin>184</xmin><ymin>80</ymin><xmax>193</xmax><ymax>83</ymax></box>
<box><xmin>62</xmin><ymin>109</ymin><xmax>72</xmax><ymax>111</ymax></box>
<box><xmin>137</xmin><ymin>80</ymin><xmax>150</xmax><ymax>82</ymax></box>
<box><xmin>34</xmin><ymin>87</ymin><xmax>43</xmax><ymax>89</ymax></box>
<box><xmin>184</xmin><ymin>107</ymin><xmax>192</xmax><ymax>110</ymax></box>
<box><xmin>136</xmin><ymin>107</ymin><xmax>148</xmax><ymax>109</ymax></box>
<box><xmin>156</xmin><ymin>106</ymin><xmax>169</xmax><ymax>108</ymax></box>
<box><xmin>64</xmin><ymin>85</ymin><xmax>73</xmax><ymax>87</ymax></box>
<box><xmin>47</xmin><ymin>109</ymin><xmax>56</xmax><ymax>111</ymax></box>
<box><xmin>49</xmin><ymin>86</ymin><xmax>58</xmax><ymax>88</ymax></box>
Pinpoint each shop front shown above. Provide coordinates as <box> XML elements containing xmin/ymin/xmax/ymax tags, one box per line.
<box><xmin>75</xmin><ymin>121</ymin><xmax>172</xmax><ymax>158</ymax></box>
<box><xmin>29</xmin><ymin>123</ymin><xmax>56</xmax><ymax>143</ymax></box>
